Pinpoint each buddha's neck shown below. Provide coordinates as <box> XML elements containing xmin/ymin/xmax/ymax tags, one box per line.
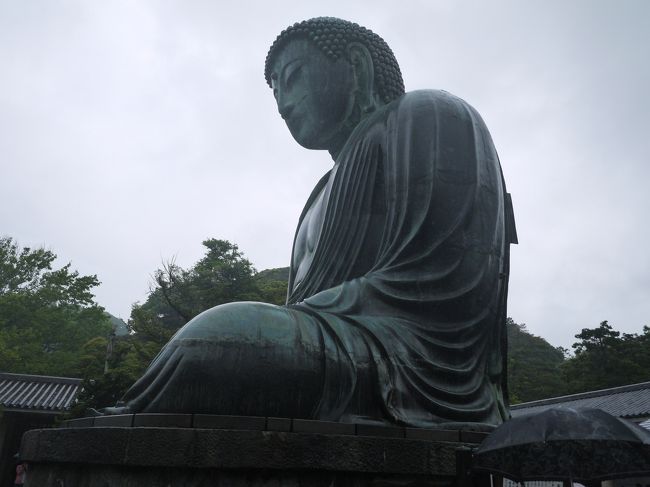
<box><xmin>328</xmin><ymin>138</ymin><xmax>348</xmax><ymax>161</ymax></box>
<box><xmin>328</xmin><ymin>101</ymin><xmax>385</xmax><ymax>161</ymax></box>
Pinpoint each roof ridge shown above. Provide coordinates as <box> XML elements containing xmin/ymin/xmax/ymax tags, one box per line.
<box><xmin>0</xmin><ymin>372</ymin><xmax>82</xmax><ymax>384</ymax></box>
<box><xmin>511</xmin><ymin>381</ymin><xmax>650</xmax><ymax>409</ymax></box>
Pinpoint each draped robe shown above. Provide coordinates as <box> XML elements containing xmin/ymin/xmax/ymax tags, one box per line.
<box><xmin>117</xmin><ymin>89</ymin><xmax>516</xmax><ymax>427</ymax></box>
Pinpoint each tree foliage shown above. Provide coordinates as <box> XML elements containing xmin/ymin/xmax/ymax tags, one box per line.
<box><xmin>129</xmin><ymin>239</ymin><xmax>287</xmax><ymax>349</ymax></box>
<box><xmin>561</xmin><ymin>320</ymin><xmax>650</xmax><ymax>394</ymax></box>
<box><xmin>0</xmin><ymin>237</ymin><xmax>111</xmax><ymax>376</ymax></box>
<box><xmin>152</xmin><ymin>239</ymin><xmax>261</xmax><ymax>324</ymax></box>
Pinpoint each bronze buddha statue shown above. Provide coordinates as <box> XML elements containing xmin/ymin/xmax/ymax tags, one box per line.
<box><xmin>105</xmin><ymin>17</ymin><xmax>517</xmax><ymax>428</ymax></box>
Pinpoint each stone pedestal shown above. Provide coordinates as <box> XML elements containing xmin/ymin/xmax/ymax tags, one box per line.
<box><xmin>20</xmin><ymin>414</ymin><xmax>487</xmax><ymax>487</ymax></box>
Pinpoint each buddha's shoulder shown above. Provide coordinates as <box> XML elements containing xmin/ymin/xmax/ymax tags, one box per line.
<box><xmin>391</xmin><ymin>89</ymin><xmax>481</xmax><ymax>121</ymax></box>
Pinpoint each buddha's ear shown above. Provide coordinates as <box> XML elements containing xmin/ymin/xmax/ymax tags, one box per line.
<box><xmin>347</xmin><ymin>42</ymin><xmax>376</xmax><ymax>112</ymax></box>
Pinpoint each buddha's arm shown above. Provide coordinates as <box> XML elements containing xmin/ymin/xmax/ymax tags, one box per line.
<box><xmin>294</xmin><ymin>91</ymin><xmax>505</xmax><ymax>323</ymax></box>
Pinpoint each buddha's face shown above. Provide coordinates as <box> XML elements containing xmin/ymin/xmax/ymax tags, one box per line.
<box><xmin>270</xmin><ymin>39</ymin><xmax>356</xmax><ymax>152</ymax></box>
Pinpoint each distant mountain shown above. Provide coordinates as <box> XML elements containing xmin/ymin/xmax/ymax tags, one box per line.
<box><xmin>507</xmin><ymin>318</ymin><xmax>566</xmax><ymax>403</ymax></box>
<box><xmin>256</xmin><ymin>267</ymin><xmax>290</xmax><ymax>282</ymax></box>
<box><xmin>105</xmin><ymin>312</ymin><xmax>129</xmax><ymax>336</ymax></box>
<box><xmin>255</xmin><ymin>267</ymin><xmax>290</xmax><ymax>306</ymax></box>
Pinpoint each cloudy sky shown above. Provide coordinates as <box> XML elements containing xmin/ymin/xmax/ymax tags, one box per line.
<box><xmin>1</xmin><ymin>0</ymin><xmax>648</xmax><ymax>349</ymax></box>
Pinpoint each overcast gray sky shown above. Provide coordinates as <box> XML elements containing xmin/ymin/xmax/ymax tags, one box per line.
<box><xmin>2</xmin><ymin>0</ymin><xmax>649</xmax><ymax>349</ymax></box>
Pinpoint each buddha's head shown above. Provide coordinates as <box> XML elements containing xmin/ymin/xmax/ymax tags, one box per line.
<box><xmin>265</xmin><ymin>17</ymin><xmax>404</xmax><ymax>157</ymax></box>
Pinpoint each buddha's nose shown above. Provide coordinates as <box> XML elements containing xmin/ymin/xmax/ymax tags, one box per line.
<box><xmin>275</xmin><ymin>90</ymin><xmax>295</xmax><ymax>120</ymax></box>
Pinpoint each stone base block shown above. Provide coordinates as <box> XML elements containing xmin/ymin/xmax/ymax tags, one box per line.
<box><xmin>20</xmin><ymin>416</ymin><xmax>486</xmax><ymax>487</ymax></box>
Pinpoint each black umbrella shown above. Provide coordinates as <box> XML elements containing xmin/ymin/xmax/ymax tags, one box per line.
<box><xmin>472</xmin><ymin>407</ymin><xmax>650</xmax><ymax>482</ymax></box>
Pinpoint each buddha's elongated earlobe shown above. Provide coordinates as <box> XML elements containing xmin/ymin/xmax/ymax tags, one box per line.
<box><xmin>347</xmin><ymin>43</ymin><xmax>378</xmax><ymax>115</ymax></box>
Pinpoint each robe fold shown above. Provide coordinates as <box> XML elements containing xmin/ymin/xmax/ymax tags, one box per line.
<box><xmin>287</xmin><ymin>89</ymin><xmax>516</xmax><ymax>425</ymax></box>
<box><xmin>117</xmin><ymin>89</ymin><xmax>516</xmax><ymax>427</ymax></box>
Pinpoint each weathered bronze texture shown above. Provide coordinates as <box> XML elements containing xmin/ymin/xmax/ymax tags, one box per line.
<box><xmin>107</xmin><ymin>17</ymin><xmax>516</xmax><ymax>427</ymax></box>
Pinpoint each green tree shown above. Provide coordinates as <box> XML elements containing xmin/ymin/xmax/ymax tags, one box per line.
<box><xmin>129</xmin><ymin>240</ymin><xmax>288</xmax><ymax>343</ymax></box>
<box><xmin>139</xmin><ymin>239</ymin><xmax>262</xmax><ymax>330</ymax></box>
<box><xmin>572</xmin><ymin>320</ymin><xmax>621</xmax><ymax>354</ymax></box>
<box><xmin>561</xmin><ymin>321</ymin><xmax>650</xmax><ymax>393</ymax></box>
<box><xmin>0</xmin><ymin>237</ymin><xmax>111</xmax><ymax>377</ymax></box>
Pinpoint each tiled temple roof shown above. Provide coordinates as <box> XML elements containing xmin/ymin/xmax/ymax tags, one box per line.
<box><xmin>511</xmin><ymin>381</ymin><xmax>650</xmax><ymax>420</ymax></box>
<box><xmin>0</xmin><ymin>372</ymin><xmax>82</xmax><ymax>412</ymax></box>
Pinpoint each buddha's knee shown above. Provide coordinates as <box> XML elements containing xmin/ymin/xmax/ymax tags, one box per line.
<box><xmin>160</xmin><ymin>302</ymin><xmax>324</xmax><ymax>416</ymax></box>
<box><xmin>173</xmin><ymin>301</ymin><xmax>319</xmax><ymax>348</ymax></box>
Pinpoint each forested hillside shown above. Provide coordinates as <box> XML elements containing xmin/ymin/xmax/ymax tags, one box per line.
<box><xmin>507</xmin><ymin>319</ymin><xmax>567</xmax><ymax>403</ymax></box>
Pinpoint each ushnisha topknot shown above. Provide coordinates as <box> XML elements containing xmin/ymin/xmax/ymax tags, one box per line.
<box><xmin>265</xmin><ymin>17</ymin><xmax>405</xmax><ymax>104</ymax></box>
